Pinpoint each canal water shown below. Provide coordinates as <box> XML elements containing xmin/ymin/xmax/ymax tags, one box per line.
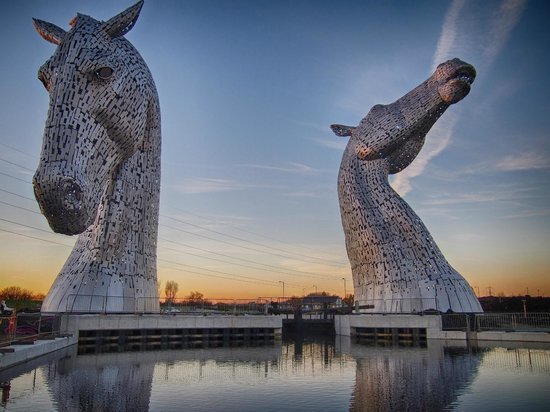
<box><xmin>0</xmin><ymin>337</ymin><xmax>549</xmax><ymax>411</ymax></box>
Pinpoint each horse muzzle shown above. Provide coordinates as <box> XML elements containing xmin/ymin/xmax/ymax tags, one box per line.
<box><xmin>33</xmin><ymin>174</ymin><xmax>94</xmax><ymax>235</ymax></box>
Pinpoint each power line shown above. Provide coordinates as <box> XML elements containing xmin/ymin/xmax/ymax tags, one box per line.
<box><xmin>160</xmin><ymin>236</ymin><xmax>343</xmax><ymax>281</ymax></box>
<box><xmin>0</xmin><ymin>199</ymin><xmax>41</xmax><ymax>215</ymax></box>
<box><xmin>0</xmin><ymin>171</ymin><xmax>31</xmax><ymax>184</ymax></box>
<box><xmin>161</xmin><ymin>243</ymin><xmax>304</xmax><ymax>286</ymax></box>
<box><xmin>0</xmin><ymin>157</ymin><xmax>350</xmax><ymax>287</ymax></box>
<box><xmin>0</xmin><ymin>189</ymin><xmax>342</xmax><ymax>283</ymax></box>
<box><xmin>0</xmin><ymin>141</ymin><xmax>36</xmax><ymax>159</ymax></box>
<box><xmin>0</xmin><ymin>159</ymin><xmax>346</xmax><ymax>270</ymax></box>
<box><xmin>0</xmin><ymin>214</ymin><xmax>303</xmax><ymax>289</ymax></box>
<box><xmin>168</xmin><ymin>205</ymin><xmax>345</xmax><ymax>262</ymax></box>
<box><xmin>162</xmin><ymin>214</ymin><xmax>345</xmax><ymax>267</ymax></box>
<box><xmin>0</xmin><ymin>188</ymin><xmax>35</xmax><ymax>202</ymax></box>
<box><xmin>160</xmin><ymin>258</ymin><xmax>280</xmax><ymax>287</ymax></box>
<box><xmin>0</xmin><ymin>227</ymin><xmax>71</xmax><ymax>248</ymax></box>
<box><xmin>0</xmin><ymin>156</ymin><xmax>35</xmax><ymax>172</ymax></box>
<box><xmin>0</xmin><ymin>216</ymin><xmax>62</xmax><ymax>238</ymax></box>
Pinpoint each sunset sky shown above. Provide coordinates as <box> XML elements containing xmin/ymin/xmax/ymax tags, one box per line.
<box><xmin>0</xmin><ymin>0</ymin><xmax>548</xmax><ymax>299</ymax></box>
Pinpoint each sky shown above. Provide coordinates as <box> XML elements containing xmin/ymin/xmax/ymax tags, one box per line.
<box><xmin>0</xmin><ymin>0</ymin><xmax>548</xmax><ymax>300</ymax></box>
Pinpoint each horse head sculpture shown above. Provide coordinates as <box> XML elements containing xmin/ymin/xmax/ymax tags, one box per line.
<box><xmin>332</xmin><ymin>59</ymin><xmax>482</xmax><ymax>313</ymax></box>
<box><xmin>33</xmin><ymin>0</ymin><xmax>161</xmax><ymax>313</ymax></box>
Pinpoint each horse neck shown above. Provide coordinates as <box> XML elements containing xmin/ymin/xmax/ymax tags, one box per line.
<box><xmin>85</xmin><ymin>108</ymin><xmax>161</xmax><ymax>261</ymax></box>
<box><xmin>339</xmin><ymin>154</ymin><xmax>421</xmax><ymax>246</ymax></box>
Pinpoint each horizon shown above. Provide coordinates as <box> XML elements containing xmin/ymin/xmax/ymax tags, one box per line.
<box><xmin>0</xmin><ymin>0</ymin><xmax>549</xmax><ymax>300</ymax></box>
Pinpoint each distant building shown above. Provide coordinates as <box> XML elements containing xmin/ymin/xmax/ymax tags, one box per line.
<box><xmin>302</xmin><ymin>296</ymin><xmax>343</xmax><ymax>311</ymax></box>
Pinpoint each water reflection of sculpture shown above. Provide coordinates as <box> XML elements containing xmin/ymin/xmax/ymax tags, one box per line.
<box><xmin>48</xmin><ymin>346</ymin><xmax>281</xmax><ymax>411</ymax></box>
<box><xmin>32</xmin><ymin>1</ymin><xmax>160</xmax><ymax>313</ymax></box>
<box><xmin>349</xmin><ymin>341</ymin><xmax>482</xmax><ymax>411</ymax></box>
<box><xmin>332</xmin><ymin>59</ymin><xmax>483</xmax><ymax>313</ymax></box>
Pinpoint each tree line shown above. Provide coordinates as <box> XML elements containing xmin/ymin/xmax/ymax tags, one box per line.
<box><xmin>0</xmin><ymin>286</ymin><xmax>45</xmax><ymax>302</ymax></box>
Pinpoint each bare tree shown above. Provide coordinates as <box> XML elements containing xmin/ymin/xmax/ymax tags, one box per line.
<box><xmin>0</xmin><ymin>286</ymin><xmax>34</xmax><ymax>301</ymax></box>
<box><xmin>165</xmin><ymin>280</ymin><xmax>179</xmax><ymax>303</ymax></box>
<box><xmin>187</xmin><ymin>291</ymin><xmax>204</xmax><ymax>303</ymax></box>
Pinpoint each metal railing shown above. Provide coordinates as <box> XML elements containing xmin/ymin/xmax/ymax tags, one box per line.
<box><xmin>440</xmin><ymin>313</ymin><xmax>550</xmax><ymax>332</ymax></box>
<box><xmin>441</xmin><ymin>313</ymin><xmax>472</xmax><ymax>331</ymax></box>
<box><xmin>1</xmin><ymin>313</ymin><xmax>62</xmax><ymax>347</ymax></box>
<box><xmin>161</xmin><ymin>298</ymin><xmax>272</xmax><ymax>315</ymax></box>
<box><xmin>475</xmin><ymin>313</ymin><xmax>550</xmax><ymax>332</ymax></box>
<box><xmin>61</xmin><ymin>295</ymin><xmax>346</xmax><ymax>315</ymax></box>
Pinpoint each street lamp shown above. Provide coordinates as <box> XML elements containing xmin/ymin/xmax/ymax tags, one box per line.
<box><xmin>279</xmin><ymin>281</ymin><xmax>285</xmax><ymax>300</ymax></box>
<box><xmin>342</xmin><ymin>277</ymin><xmax>347</xmax><ymax>299</ymax></box>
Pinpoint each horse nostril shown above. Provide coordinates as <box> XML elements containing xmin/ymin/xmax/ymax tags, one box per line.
<box><xmin>59</xmin><ymin>177</ymin><xmax>83</xmax><ymax>211</ymax></box>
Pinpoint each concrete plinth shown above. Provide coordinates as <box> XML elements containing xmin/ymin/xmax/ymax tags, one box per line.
<box><xmin>62</xmin><ymin>314</ymin><xmax>282</xmax><ymax>335</ymax></box>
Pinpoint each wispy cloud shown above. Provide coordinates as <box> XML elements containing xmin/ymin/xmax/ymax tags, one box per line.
<box><xmin>171</xmin><ymin>178</ymin><xmax>274</xmax><ymax>194</ymax></box>
<box><xmin>443</xmin><ymin>151</ymin><xmax>550</xmax><ymax>176</ymax></box>
<box><xmin>239</xmin><ymin>162</ymin><xmax>321</xmax><ymax>174</ymax></box>
<box><xmin>420</xmin><ymin>185</ymin><xmax>536</xmax><ymax>206</ymax></box>
<box><xmin>392</xmin><ymin>0</ymin><xmax>526</xmax><ymax>196</ymax></box>
<box><xmin>483</xmin><ymin>0</ymin><xmax>527</xmax><ymax>63</ymax></box>
<box><xmin>495</xmin><ymin>152</ymin><xmax>550</xmax><ymax>171</ymax></box>
<box><xmin>312</xmin><ymin>137</ymin><xmax>348</xmax><ymax>152</ymax></box>
<box><xmin>431</xmin><ymin>0</ymin><xmax>468</xmax><ymax>72</ymax></box>
<box><xmin>391</xmin><ymin>114</ymin><xmax>456</xmax><ymax>195</ymax></box>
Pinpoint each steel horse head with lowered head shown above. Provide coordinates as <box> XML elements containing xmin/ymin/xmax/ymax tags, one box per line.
<box><xmin>33</xmin><ymin>0</ymin><xmax>161</xmax><ymax>313</ymax></box>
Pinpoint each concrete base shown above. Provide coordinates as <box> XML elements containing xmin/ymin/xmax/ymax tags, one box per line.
<box><xmin>335</xmin><ymin>314</ymin><xmax>444</xmax><ymax>338</ymax></box>
<box><xmin>335</xmin><ymin>314</ymin><xmax>550</xmax><ymax>343</ymax></box>
<box><xmin>62</xmin><ymin>314</ymin><xmax>283</xmax><ymax>338</ymax></box>
<box><xmin>0</xmin><ymin>336</ymin><xmax>77</xmax><ymax>371</ymax></box>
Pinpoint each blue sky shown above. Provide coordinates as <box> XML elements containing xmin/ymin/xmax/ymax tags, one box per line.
<box><xmin>0</xmin><ymin>0</ymin><xmax>548</xmax><ymax>298</ymax></box>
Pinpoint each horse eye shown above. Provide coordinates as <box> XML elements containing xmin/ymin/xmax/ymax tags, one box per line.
<box><xmin>95</xmin><ymin>67</ymin><xmax>114</xmax><ymax>80</ymax></box>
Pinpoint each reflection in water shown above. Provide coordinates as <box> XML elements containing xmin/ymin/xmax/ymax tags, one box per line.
<box><xmin>349</xmin><ymin>341</ymin><xmax>482</xmax><ymax>411</ymax></box>
<box><xmin>50</xmin><ymin>351</ymin><xmax>155</xmax><ymax>411</ymax></box>
<box><xmin>1</xmin><ymin>338</ymin><xmax>549</xmax><ymax>411</ymax></box>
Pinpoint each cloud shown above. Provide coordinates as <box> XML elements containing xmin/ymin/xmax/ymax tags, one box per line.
<box><xmin>495</xmin><ymin>152</ymin><xmax>550</xmax><ymax>171</ymax></box>
<box><xmin>447</xmin><ymin>152</ymin><xmax>550</xmax><ymax>176</ymax></box>
<box><xmin>431</xmin><ymin>0</ymin><xmax>468</xmax><ymax>72</ymax></box>
<box><xmin>312</xmin><ymin>137</ymin><xmax>348</xmax><ymax>152</ymax></box>
<box><xmin>171</xmin><ymin>178</ymin><xmax>273</xmax><ymax>194</ymax></box>
<box><xmin>420</xmin><ymin>185</ymin><xmax>535</xmax><ymax>206</ymax></box>
<box><xmin>391</xmin><ymin>114</ymin><xmax>457</xmax><ymax>195</ymax></box>
<box><xmin>392</xmin><ymin>0</ymin><xmax>526</xmax><ymax>196</ymax></box>
<box><xmin>483</xmin><ymin>0</ymin><xmax>527</xmax><ymax>63</ymax></box>
<box><xmin>239</xmin><ymin>162</ymin><xmax>321</xmax><ymax>174</ymax></box>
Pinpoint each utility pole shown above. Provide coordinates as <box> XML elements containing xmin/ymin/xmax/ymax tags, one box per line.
<box><xmin>487</xmin><ymin>286</ymin><xmax>492</xmax><ymax>296</ymax></box>
<box><xmin>474</xmin><ymin>286</ymin><xmax>480</xmax><ymax>296</ymax></box>
<box><xmin>313</xmin><ymin>285</ymin><xmax>317</xmax><ymax>295</ymax></box>
<box><xmin>279</xmin><ymin>281</ymin><xmax>285</xmax><ymax>301</ymax></box>
<box><xmin>342</xmin><ymin>277</ymin><xmax>347</xmax><ymax>299</ymax></box>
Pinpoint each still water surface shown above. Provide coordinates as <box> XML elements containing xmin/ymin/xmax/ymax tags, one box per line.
<box><xmin>1</xmin><ymin>337</ymin><xmax>549</xmax><ymax>411</ymax></box>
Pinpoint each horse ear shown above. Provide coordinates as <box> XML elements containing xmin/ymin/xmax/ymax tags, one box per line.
<box><xmin>330</xmin><ymin>124</ymin><xmax>355</xmax><ymax>137</ymax></box>
<box><xmin>32</xmin><ymin>18</ymin><xmax>66</xmax><ymax>45</ymax></box>
<box><xmin>102</xmin><ymin>0</ymin><xmax>144</xmax><ymax>38</ymax></box>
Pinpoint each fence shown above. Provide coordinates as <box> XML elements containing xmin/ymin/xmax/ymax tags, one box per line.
<box><xmin>161</xmin><ymin>298</ymin><xmax>272</xmax><ymax>315</ymax></box>
<box><xmin>0</xmin><ymin>313</ymin><xmax>62</xmax><ymax>347</ymax></box>
<box><xmin>475</xmin><ymin>313</ymin><xmax>550</xmax><ymax>332</ymax></box>
<box><xmin>161</xmin><ymin>296</ymin><xmax>350</xmax><ymax>315</ymax></box>
<box><xmin>441</xmin><ymin>313</ymin><xmax>550</xmax><ymax>332</ymax></box>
